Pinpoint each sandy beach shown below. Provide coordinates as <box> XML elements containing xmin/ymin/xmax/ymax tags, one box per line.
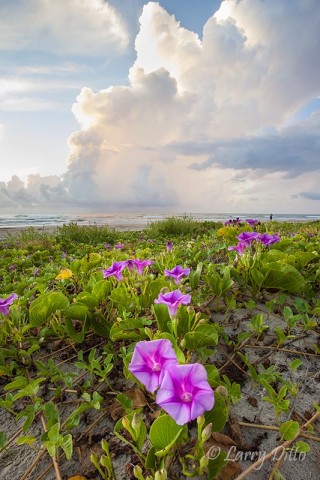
<box><xmin>0</xmin><ymin>223</ymin><xmax>148</xmax><ymax>241</ymax></box>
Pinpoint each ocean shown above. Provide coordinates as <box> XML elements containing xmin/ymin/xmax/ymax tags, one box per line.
<box><xmin>0</xmin><ymin>212</ymin><xmax>319</xmax><ymax>230</ymax></box>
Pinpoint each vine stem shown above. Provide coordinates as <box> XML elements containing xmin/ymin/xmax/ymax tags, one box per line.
<box><xmin>234</xmin><ymin>410</ymin><xmax>320</xmax><ymax>480</ymax></box>
<box><xmin>40</xmin><ymin>415</ymin><xmax>63</xmax><ymax>480</ymax></box>
<box><xmin>238</xmin><ymin>420</ymin><xmax>320</xmax><ymax>443</ymax></box>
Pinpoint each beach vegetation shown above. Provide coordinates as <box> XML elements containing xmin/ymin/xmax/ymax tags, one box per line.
<box><xmin>145</xmin><ymin>216</ymin><xmax>205</xmax><ymax>237</ymax></box>
<box><xmin>0</xmin><ymin>219</ymin><xmax>319</xmax><ymax>478</ymax></box>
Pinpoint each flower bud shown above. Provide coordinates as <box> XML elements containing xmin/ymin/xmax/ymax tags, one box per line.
<box><xmin>197</xmin><ymin>415</ymin><xmax>205</xmax><ymax>428</ymax></box>
<box><xmin>155</xmin><ymin>468</ymin><xmax>167</xmax><ymax>480</ymax></box>
<box><xmin>201</xmin><ymin>423</ymin><xmax>212</xmax><ymax>442</ymax></box>
<box><xmin>199</xmin><ymin>455</ymin><xmax>209</xmax><ymax>469</ymax></box>
<box><xmin>133</xmin><ymin>465</ymin><xmax>144</xmax><ymax>480</ymax></box>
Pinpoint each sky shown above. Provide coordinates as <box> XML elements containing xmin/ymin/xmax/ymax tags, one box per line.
<box><xmin>1</xmin><ymin>0</ymin><xmax>320</xmax><ymax>214</ymax></box>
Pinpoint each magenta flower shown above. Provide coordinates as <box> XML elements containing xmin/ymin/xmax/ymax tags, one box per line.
<box><xmin>166</xmin><ymin>241</ymin><xmax>173</xmax><ymax>252</ymax></box>
<box><xmin>114</xmin><ymin>243</ymin><xmax>124</xmax><ymax>250</ymax></box>
<box><xmin>156</xmin><ymin>363</ymin><xmax>214</xmax><ymax>425</ymax></box>
<box><xmin>246</xmin><ymin>218</ymin><xmax>259</xmax><ymax>227</ymax></box>
<box><xmin>102</xmin><ymin>261</ymin><xmax>128</xmax><ymax>281</ymax></box>
<box><xmin>133</xmin><ymin>259</ymin><xmax>154</xmax><ymax>275</ymax></box>
<box><xmin>237</xmin><ymin>231</ymin><xmax>260</xmax><ymax>246</ymax></box>
<box><xmin>164</xmin><ymin>265</ymin><xmax>190</xmax><ymax>284</ymax></box>
<box><xmin>154</xmin><ymin>290</ymin><xmax>191</xmax><ymax>316</ymax></box>
<box><xmin>0</xmin><ymin>293</ymin><xmax>18</xmax><ymax>316</ymax></box>
<box><xmin>259</xmin><ymin>233</ymin><xmax>280</xmax><ymax>246</ymax></box>
<box><xmin>228</xmin><ymin>242</ymin><xmax>247</xmax><ymax>255</ymax></box>
<box><xmin>128</xmin><ymin>339</ymin><xmax>178</xmax><ymax>393</ymax></box>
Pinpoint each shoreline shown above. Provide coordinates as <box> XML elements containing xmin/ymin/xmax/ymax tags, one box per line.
<box><xmin>0</xmin><ymin>217</ymin><xmax>318</xmax><ymax>241</ymax></box>
<box><xmin>0</xmin><ymin>218</ymin><xmax>320</xmax><ymax>241</ymax></box>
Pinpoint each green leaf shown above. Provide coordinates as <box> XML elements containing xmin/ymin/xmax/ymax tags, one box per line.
<box><xmin>110</xmin><ymin>286</ymin><xmax>134</xmax><ymax>311</ymax></box>
<box><xmin>205</xmin><ymin>365</ymin><xmax>221</xmax><ymax>388</ymax></box>
<box><xmin>116</xmin><ymin>393</ymin><xmax>133</xmax><ymax>410</ymax></box>
<box><xmin>204</xmin><ymin>392</ymin><xmax>229</xmax><ymax>431</ymax></box>
<box><xmin>149</xmin><ymin>414</ymin><xmax>186</xmax><ymax>457</ymax></box>
<box><xmin>290</xmin><ymin>359</ymin><xmax>303</xmax><ymax>370</ymax></box>
<box><xmin>293</xmin><ymin>440</ymin><xmax>310</xmax><ymax>453</ymax></box>
<box><xmin>207</xmin><ymin>449</ymin><xmax>228</xmax><ymax>480</ymax></box>
<box><xmin>64</xmin><ymin>303</ymin><xmax>89</xmax><ymax>322</ymax></box>
<box><xmin>279</xmin><ymin>420</ymin><xmax>300</xmax><ymax>441</ymax></box>
<box><xmin>75</xmin><ymin>292</ymin><xmax>98</xmax><ymax>309</ymax></box>
<box><xmin>61</xmin><ymin>434</ymin><xmax>73</xmax><ymax>459</ymax></box>
<box><xmin>65</xmin><ymin>317</ymin><xmax>87</xmax><ymax>343</ymax></box>
<box><xmin>145</xmin><ymin>446</ymin><xmax>156</xmax><ymax>470</ymax></box>
<box><xmin>109</xmin><ymin>319</ymin><xmax>147</xmax><ymax>342</ymax></box>
<box><xmin>153</xmin><ymin>303</ymin><xmax>171</xmax><ymax>333</ymax></box>
<box><xmin>80</xmin><ymin>252</ymin><xmax>102</xmax><ymax>272</ymax></box>
<box><xmin>261</xmin><ymin>263</ymin><xmax>306</xmax><ymax>294</ymax></box>
<box><xmin>16</xmin><ymin>436</ymin><xmax>37</xmax><ymax>446</ymax></box>
<box><xmin>44</xmin><ymin>402</ymin><xmax>59</xmax><ymax>430</ymax></box>
<box><xmin>184</xmin><ymin>324</ymin><xmax>218</xmax><ymax>350</ymax></box>
<box><xmin>4</xmin><ymin>376</ymin><xmax>28</xmax><ymax>392</ymax></box>
<box><xmin>29</xmin><ymin>292</ymin><xmax>69</xmax><ymax>326</ymax></box>
<box><xmin>48</xmin><ymin>422</ymin><xmax>60</xmax><ymax>443</ymax></box>
<box><xmin>0</xmin><ymin>432</ymin><xmax>7</xmax><ymax>449</ymax></box>
<box><xmin>92</xmin><ymin>279</ymin><xmax>112</xmax><ymax>302</ymax></box>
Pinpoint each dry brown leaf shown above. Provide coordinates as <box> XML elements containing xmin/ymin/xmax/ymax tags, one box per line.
<box><xmin>211</xmin><ymin>432</ymin><xmax>237</xmax><ymax>448</ymax></box>
<box><xmin>217</xmin><ymin>460</ymin><xmax>242</xmax><ymax>480</ymax></box>
<box><xmin>125</xmin><ymin>387</ymin><xmax>147</xmax><ymax>408</ymax></box>
<box><xmin>109</xmin><ymin>400</ymin><xmax>125</xmax><ymax>421</ymax></box>
<box><xmin>229</xmin><ymin>413</ymin><xmax>249</xmax><ymax>451</ymax></box>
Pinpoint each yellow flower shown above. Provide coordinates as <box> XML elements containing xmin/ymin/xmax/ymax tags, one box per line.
<box><xmin>55</xmin><ymin>268</ymin><xmax>73</xmax><ymax>280</ymax></box>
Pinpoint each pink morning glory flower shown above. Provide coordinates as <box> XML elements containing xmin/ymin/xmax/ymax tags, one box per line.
<box><xmin>132</xmin><ymin>259</ymin><xmax>154</xmax><ymax>275</ymax></box>
<box><xmin>164</xmin><ymin>265</ymin><xmax>191</xmax><ymax>284</ymax></box>
<box><xmin>237</xmin><ymin>231</ymin><xmax>260</xmax><ymax>246</ymax></box>
<box><xmin>128</xmin><ymin>339</ymin><xmax>178</xmax><ymax>393</ymax></box>
<box><xmin>102</xmin><ymin>261</ymin><xmax>128</xmax><ymax>281</ymax></box>
<box><xmin>259</xmin><ymin>233</ymin><xmax>280</xmax><ymax>246</ymax></box>
<box><xmin>166</xmin><ymin>241</ymin><xmax>173</xmax><ymax>252</ymax></box>
<box><xmin>156</xmin><ymin>363</ymin><xmax>215</xmax><ymax>425</ymax></box>
<box><xmin>0</xmin><ymin>293</ymin><xmax>18</xmax><ymax>316</ymax></box>
<box><xmin>228</xmin><ymin>242</ymin><xmax>247</xmax><ymax>255</ymax></box>
<box><xmin>246</xmin><ymin>218</ymin><xmax>259</xmax><ymax>227</ymax></box>
<box><xmin>154</xmin><ymin>290</ymin><xmax>191</xmax><ymax>316</ymax></box>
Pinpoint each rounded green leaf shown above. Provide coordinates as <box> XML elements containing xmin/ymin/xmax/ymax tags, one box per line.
<box><xmin>204</xmin><ymin>392</ymin><xmax>229</xmax><ymax>431</ymax></box>
<box><xmin>279</xmin><ymin>420</ymin><xmax>300</xmax><ymax>441</ymax></box>
<box><xmin>149</xmin><ymin>414</ymin><xmax>184</xmax><ymax>456</ymax></box>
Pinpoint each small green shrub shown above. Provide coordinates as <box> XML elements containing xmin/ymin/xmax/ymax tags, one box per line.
<box><xmin>56</xmin><ymin>222</ymin><xmax>119</xmax><ymax>245</ymax></box>
<box><xmin>146</xmin><ymin>216</ymin><xmax>201</xmax><ymax>237</ymax></box>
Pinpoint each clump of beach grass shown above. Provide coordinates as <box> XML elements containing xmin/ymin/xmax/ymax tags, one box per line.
<box><xmin>146</xmin><ymin>216</ymin><xmax>201</xmax><ymax>237</ymax></box>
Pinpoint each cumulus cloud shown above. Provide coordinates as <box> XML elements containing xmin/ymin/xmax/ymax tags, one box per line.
<box><xmin>0</xmin><ymin>174</ymin><xmax>69</xmax><ymax>209</ymax></box>
<box><xmin>0</xmin><ymin>0</ymin><xmax>129</xmax><ymax>55</ymax></box>
<box><xmin>62</xmin><ymin>0</ymin><xmax>320</xmax><ymax>211</ymax></box>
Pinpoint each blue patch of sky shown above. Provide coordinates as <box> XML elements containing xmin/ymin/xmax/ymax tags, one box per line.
<box><xmin>156</xmin><ymin>0</ymin><xmax>222</xmax><ymax>36</ymax></box>
<box><xmin>293</xmin><ymin>98</ymin><xmax>320</xmax><ymax>120</ymax></box>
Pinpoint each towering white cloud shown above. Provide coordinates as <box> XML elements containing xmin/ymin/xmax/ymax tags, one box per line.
<box><xmin>2</xmin><ymin>1</ymin><xmax>320</xmax><ymax>212</ymax></box>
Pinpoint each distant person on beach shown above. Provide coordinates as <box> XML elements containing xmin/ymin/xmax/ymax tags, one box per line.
<box><xmin>270</xmin><ymin>214</ymin><xmax>273</xmax><ymax>220</ymax></box>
